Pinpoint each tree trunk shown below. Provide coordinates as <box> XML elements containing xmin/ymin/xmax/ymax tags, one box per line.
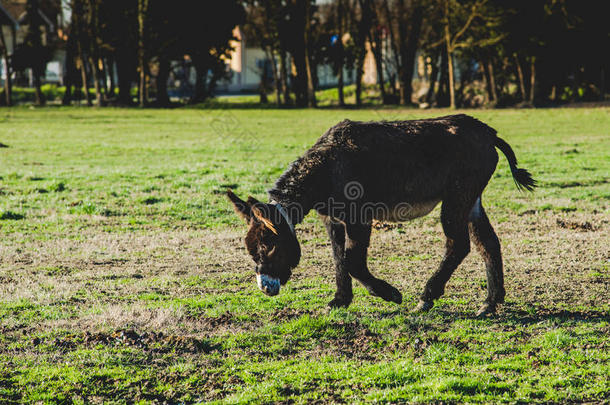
<box><xmin>290</xmin><ymin>1</ymin><xmax>309</xmax><ymax>107</ymax></box>
<box><xmin>100</xmin><ymin>59</ymin><xmax>109</xmax><ymax>97</ymax></box>
<box><xmin>371</xmin><ymin>35</ymin><xmax>386</xmax><ymax>103</ymax></box>
<box><xmin>116</xmin><ymin>54</ymin><xmax>133</xmax><ymax>105</ymax></box>
<box><xmin>190</xmin><ymin>60</ymin><xmax>208</xmax><ymax>104</ymax></box>
<box><xmin>292</xmin><ymin>53</ymin><xmax>308</xmax><ymax>107</ymax></box>
<box><xmin>441</xmin><ymin>0</ymin><xmax>456</xmax><ymax>109</ymax></box>
<box><xmin>354</xmin><ymin>0</ymin><xmax>372</xmax><ymax>107</ymax></box>
<box><xmin>443</xmin><ymin>16</ymin><xmax>455</xmax><ymax>108</ymax></box>
<box><xmin>456</xmin><ymin>60</ymin><xmax>472</xmax><ymax>106</ymax></box>
<box><xmin>398</xmin><ymin>5</ymin><xmax>423</xmax><ymax>105</ymax></box>
<box><xmin>426</xmin><ymin>54</ymin><xmax>439</xmax><ymax>104</ymax></box>
<box><xmin>338</xmin><ymin>61</ymin><xmax>345</xmax><ymax>106</ymax></box>
<box><xmin>107</xmin><ymin>59</ymin><xmax>116</xmax><ymax>98</ymax></box>
<box><xmin>304</xmin><ymin>51</ymin><xmax>316</xmax><ymax>107</ymax></box>
<box><xmin>62</xmin><ymin>78</ymin><xmax>72</xmax><ymax>106</ymax></box>
<box><xmin>447</xmin><ymin>50</ymin><xmax>455</xmax><ymax>109</ymax></box>
<box><xmin>107</xmin><ymin>58</ymin><xmax>116</xmax><ymax>98</ymax></box>
<box><xmin>259</xmin><ymin>62</ymin><xmax>269</xmax><ymax>104</ymax></box>
<box><xmin>137</xmin><ymin>0</ymin><xmax>149</xmax><ymax>107</ymax></box>
<box><xmin>78</xmin><ymin>58</ymin><xmax>91</xmax><ymax>106</ymax></box>
<box><xmin>487</xmin><ymin>60</ymin><xmax>498</xmax><ymax>103</ymax></box>
<box><xmin>482</xmin><ymin>59</ymin><xmax>495</xmax><ymax>104</ymax></box>
<box><xmin>265</xmin><ymin>47</ymin><xmax>281</xmax><ymax>105</ymax></box>
<box><xmin>32</xmin><ymin>71</ymin><xmax>44</xmax><ymax>106</ymax></box>
<box><xmin>514</xmin><ymin>54</ymin><xmax>526</xmax><ymax>102</ymax></box>
<box><xmin>156</xmin><ymin>57</ymin><xmax>170</xmax><ymax>106</ymax></box>
<box><xmin>528</xmin><ymin>57</ymin><xmax>536</xmax><ymax>104</ymax></box>
<box><xmin>89</xmin><ymin>57</ymin><xmax>103</xmax><ymax>106</ymax></box>
<box><xmin>304</xmin><ymin>1</ymin><xmax>316</xmax><ymax>108</ymax></box>
<box><xmin>435</xmin><ymin>46</ymin><xmax>449</xmax><ymax>107</ymax></box>
<box><xmin>278</xmin><ymin>48</ymin><xmax>290</xmax><ymax>105</ymax></box>
<box><xmin>381</xmin><ymin>0</ymin><xmax>400</xmax><ymax>84</ymax></box>
<box><xmin>355</xmin><ymin>55</ymin><xmax>364</xmax><ymax>106</ymax></box>
<box><xmin>0</xmin><ymin>29</ymin><xmax>12</xmax><ymax>106</ymax></box>
<box><xmin>271</xmin><ymin>58</ymin><xmax>281</xmax><ymax>106</ymax></box>
<box><xmin>336</xmin><ymin>0</ymin><xmax>345</xmax><ymax>106</ymax></box>
<box><xmin>366</xmin><ymin>0</ymin><xmax>386</xmax><ymax>103</ymax></box>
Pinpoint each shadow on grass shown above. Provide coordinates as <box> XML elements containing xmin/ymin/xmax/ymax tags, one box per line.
<box><xmin>498</xmin><ymin>303</ymin><xmax>610</xmax><ymax>324</ymax></box>
<box><xmin>370</xmin><ymin>301</ymin><xmax>609</xmax><ymax>329</ymax></box>
<box><xmin>428</xmin><ymin>303</ymin><xmax>609</xmax><ymax>326</ymax></box>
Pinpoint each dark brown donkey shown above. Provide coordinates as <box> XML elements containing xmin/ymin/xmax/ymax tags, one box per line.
<box><xmin>227</xmin><ymin>114</ymin><xmax>535</xmax><ymax>316</ymax></box>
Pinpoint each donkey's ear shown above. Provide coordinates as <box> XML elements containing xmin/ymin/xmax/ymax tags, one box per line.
<box><xmin>226</xmin><ymin>190</ymin><xmax>251</xmax><ymax>222</ymax></box>
<box><xmin>251</xmin><ymin>204</ymin><xmax>278</xmax><ymax>235</ymax></box>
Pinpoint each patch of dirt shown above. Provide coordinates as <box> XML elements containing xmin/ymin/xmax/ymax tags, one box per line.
<box><xmin>273</xmin><ymin>308</ymin><xmax>314</xmax><ymax>320</ymax></box>
<box><xmin>314</xmin><ymin>321</ymin><xmax>380</xmax><ymax>360</ymax></box>
<box><xmin>1</xmin><ymin>210</ymin><xmax>608</xmax><ymax>338</ymax></box>
<box><xmin>188</xmin><ymin>313</ymin><xmax>241</xmax><ymax>332</ymax></box>
<box><xmin>45</xmin><ymin>329</ymin><xmax>219</xmax><ymax>354</ymax></box>
<box><xmin>372</xmin><ymin>219</ymin><xmax>403</xmax><ymax>231</ymax></box>
<box><xmin>556</xmin><ymin>219</ymin><xmax>595</xmax><ymax>231</ymax></box>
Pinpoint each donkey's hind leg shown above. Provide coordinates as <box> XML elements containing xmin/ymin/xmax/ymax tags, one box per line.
<box><xmin>321</xmin><ymin>215</ymin><xmax>353</xmax><ymax>308</ymax></box>
<box><xmin>468</xmin><ymin>197</ymin><xmax>505</xmax><ymax>317</ymax></box>
<box><xmin>416</xmin><ymin>197</ymin><xmax>472</xmax><ymax>312</ymax></box>
<box><xmin>345</xmin><ymin>223</ymin><xmax>402</xmax><ymax>304</ymax></box>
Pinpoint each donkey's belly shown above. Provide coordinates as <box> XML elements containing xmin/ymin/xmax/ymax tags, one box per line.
<box><xmin>375</xmin><ymin>199</ymin><xmax>441</xmax><ymax>222</ymax></box>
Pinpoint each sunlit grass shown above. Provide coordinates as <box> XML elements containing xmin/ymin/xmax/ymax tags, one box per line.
<box><xmin>0</xmin><ymin>106</ymin><xmax>608</xmax><ymax>403</ymax></box>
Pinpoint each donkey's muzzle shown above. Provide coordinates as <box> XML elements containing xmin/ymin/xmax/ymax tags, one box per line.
<box><xmin>256</xmin><ymin>273</ymin><xmax>280</xmax><ymax>296</ymax></box>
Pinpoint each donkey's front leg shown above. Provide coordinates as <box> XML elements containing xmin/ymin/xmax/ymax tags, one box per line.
<box><xmin>345</xmin><ymin>223</ymin><xmax>402</xmax><ymax>304</ymax></box>
<box><xmin>322</xmin><ymin>215</ymin><xmax>353</xmax><ymax>308</ymax></box>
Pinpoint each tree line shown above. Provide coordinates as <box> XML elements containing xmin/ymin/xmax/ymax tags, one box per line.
<box><xmin>0</xmin><ymin>0</ymin><xmax>607</xmax><ymax>108</ymax></box>
<box><xmin>245</xmin><ymin>0</ymin><xmax>607</xmax><ymax>108</ymax></box>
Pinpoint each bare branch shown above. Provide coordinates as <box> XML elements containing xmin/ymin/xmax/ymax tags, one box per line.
<box><xmin>451</xmin><ymin>0</ymin><xmax>487</xmax><ymax>48</ymax></box>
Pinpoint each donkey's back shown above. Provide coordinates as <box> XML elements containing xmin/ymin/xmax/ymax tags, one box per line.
<box><xmin>309</xmin><ymin>114</ymin><xmax>508</xmax><ymax>210</ymax></box>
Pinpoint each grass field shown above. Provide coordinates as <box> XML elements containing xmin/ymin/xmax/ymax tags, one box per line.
<box><xmin>0</xmin><ymin>106</ymin><xmax>608</xmax><ymax>403</ymax></box>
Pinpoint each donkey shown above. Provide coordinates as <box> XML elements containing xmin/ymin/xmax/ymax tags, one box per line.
<box><xmin>227</xmin><ymin>114</ymin><xmax>535</xmax><ymax>316</ymax></box>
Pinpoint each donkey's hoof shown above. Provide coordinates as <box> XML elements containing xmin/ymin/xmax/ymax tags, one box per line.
<box><xmin>413</xmin><ymin>300</ymin><xmax>433</xmax><ymax>313</ymax></box>
<box><xmin>367</xmin><ymin>283</ymin><xmax>402</xmax><ymax>304</ymax></box>
<box><xmin>328</xmin><ymin>297</ymin><xmax>352</xmax><ymax>308</ymax></box>
<box><xmin>379</xmin><ymin>286</ymin><xmax>403</xmax><ymax>304</ymax></box>
<box><xmin>389</xmin><ymin>288</ymin><xmax>403</xmax><ymax>304</ymax></box>
<box><xmin>475</xmin><ymin>303</ymin><xmax>497</xmax><ymax>317</ymax></box>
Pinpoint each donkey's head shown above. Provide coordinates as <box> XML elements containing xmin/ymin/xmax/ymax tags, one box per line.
<box><xmin>227</xmin><ymin>190</ymin><xmax>301</xmax><ymax>296</ymax></box>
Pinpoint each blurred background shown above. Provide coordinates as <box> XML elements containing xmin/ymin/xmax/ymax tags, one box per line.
<box><xmin>0</xmin><ymin>0</ymin><xmax>607</xmax><ymax>108</ymax></box>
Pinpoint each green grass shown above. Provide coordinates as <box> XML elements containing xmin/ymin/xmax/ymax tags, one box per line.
<box><xmin>0</xmin><ymin>106</ymin><xmax>609</xmax><ymax>403</ymax></box>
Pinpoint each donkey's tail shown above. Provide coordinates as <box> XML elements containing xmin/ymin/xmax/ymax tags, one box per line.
<box><xmin>495</xmin><ymin>137</ymin><xmax>536</xmax><ymax>192</ymax></box>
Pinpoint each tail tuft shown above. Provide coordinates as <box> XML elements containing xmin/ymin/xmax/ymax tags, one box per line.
<box><xmin>495</xmin><ymin>137</ymin><xmax>536</xmax><ymax>192</ymax></box>
<box><xmin>512</xmin><ymin>167</ymin><xmax>536</xmax><ymax>192</ymax></box>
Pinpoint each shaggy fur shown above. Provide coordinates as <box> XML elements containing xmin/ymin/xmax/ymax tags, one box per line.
<box><xmin>228</xmin><ymin>114</ymin><xmax>535</xmax><ymax>315</ymax></box>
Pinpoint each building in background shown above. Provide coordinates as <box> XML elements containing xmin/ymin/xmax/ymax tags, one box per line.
<box><xmin>0</xmin><ymin>0</ymin><xmax>63</xmax><ymax>85</ymax></box>
<box><xmin>217</xmin><ymin>26</ymin><xmax>367</xmax><ymax>93</ymax></box>
<box><xmin>215</xmin><ymin>26</ymin><xmax>427</xmax><ymax>97</ymax></box>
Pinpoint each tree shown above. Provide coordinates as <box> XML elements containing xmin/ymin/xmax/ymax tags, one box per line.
<box><xmin>334</xmin><ymin>0</ymin><xmax>348</xmax><ymax>105</ymax></box>
<box><xmin>13</xmin><ymin>0</ymin><xmax>55</xmax><ymax>106</ymax></box>
<box><xmin>137</xmin><ymin>0</ymin><xmax>149</xmax><ymax>106</ymax></box>
<box><xmin>243</xmin><ymin>0</ymin><xmax>286</xmax><ymax>105</ymax></box>
<box><xmin>437</xmin><ymin>0</ymin><xmax>488</xmax><ymax>109</ymax></box>
<box><xmin>279</xmin><ymin>0</ymin><xmax>317</xmax><ymax>107</ymax></box>
<box><xmin>182</xmin><ymin>0</ymin><xmax>244</xmax><ymax>103</ymax></box>
<box><xmin>379</xmin><ymin>0</ymin><xmax>425</xmax><ymax>105</ymax></box>
<box><xmin>0</xmin><ymin>17</ymin><xmax>16</xmax><ymax>106</ymax></box>
<box><xmin>346</xmin><ymin>0</ymin><xmax>372</xmax><ymax>106</ymax></box>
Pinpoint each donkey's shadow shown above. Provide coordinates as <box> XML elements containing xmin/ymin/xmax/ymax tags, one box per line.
<box><xmin>372</xmin><ymin>301</ymin><xmax>608</xmax><ymax>327</ymax></box>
